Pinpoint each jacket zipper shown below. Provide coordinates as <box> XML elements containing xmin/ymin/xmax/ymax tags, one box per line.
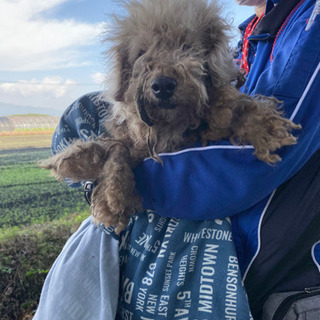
<box><xmin>272</xmin><ymin>287</ymin><xmax>320</xmax><ymax>320</ymax></box>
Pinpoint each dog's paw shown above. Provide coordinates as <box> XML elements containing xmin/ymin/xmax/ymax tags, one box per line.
<box><xmin>225</xmin><ymin>92</ymin><xmax>301</xmax><ymax>164</ymax></box>
<box><xmin>40</xmin><ymin>139</ymin><xmax>109</xmax><ymax>181</ymax></box>
<box><xmin>252</xmin><ymin>117</ymin><xmax>301</xmax><ymax>163</ymax></box>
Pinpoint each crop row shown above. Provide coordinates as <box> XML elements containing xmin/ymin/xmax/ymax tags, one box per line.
<box><xmin>0</xmin><ymin>148</ymin><xmax>52</xmax><ymax>166</ymax></box>
<box><xmin>0</xmin><ymin>148</ymin><xmax>89</xmax><ymax>228</ymax></box>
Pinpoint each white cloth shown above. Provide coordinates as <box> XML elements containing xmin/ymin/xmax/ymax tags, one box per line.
<box><xmin>33</xmin><ymin>217</ymin><xmax>119</xmax><ymax>320</ymax></box>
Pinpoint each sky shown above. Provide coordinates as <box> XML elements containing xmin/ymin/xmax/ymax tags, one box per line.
<box><xmin>0</xmin><ymin>0</ymin><xmax>254</xmax><ymax>115</ymax></box>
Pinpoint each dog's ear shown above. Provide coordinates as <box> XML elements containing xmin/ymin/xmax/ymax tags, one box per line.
<box><xmin>113</xmin><ymin>44</ymin><xmax>132</xmax><ymax>102</ymax></box>
<box><xmin>205</xmin><ymin>27</ymin><xmax>238</xmax><ymax>88</ymax></box>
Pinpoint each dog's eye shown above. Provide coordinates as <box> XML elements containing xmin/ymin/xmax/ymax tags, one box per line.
<box><xmin>137</xmin><ymin>50</ymin><xmax>145</xmax><ymax>58</ymax></box>
<box><xmin>182</xmin><ymin>44</ymin><xmax>192</xmax><ymax>51</ymax></box>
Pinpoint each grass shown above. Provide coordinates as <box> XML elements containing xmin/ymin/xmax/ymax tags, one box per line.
<box><xmin>0</xmin><ymin>212</ymin><xmax>89</xmax><ymax>320</ymax></box>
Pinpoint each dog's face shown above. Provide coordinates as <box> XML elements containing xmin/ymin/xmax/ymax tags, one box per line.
<box><xmin>108</xmin><ymin>0</ymin><xmax>237</xmax><ymax>131</ymax></box>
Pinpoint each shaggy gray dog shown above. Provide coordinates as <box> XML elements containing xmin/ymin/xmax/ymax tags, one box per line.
<box><xmin>43</xmin><ymin>0</ymin><xmax>300</xmax><ymax>232</ymax></box>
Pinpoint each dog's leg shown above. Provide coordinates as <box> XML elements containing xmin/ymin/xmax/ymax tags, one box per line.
<box><xmin>230</xmin><ymin>95</ymin><xmax>301</xmax><ymax>163</ymax></box>
<box><xmin>91</xmin><ymin>143</ymin><xmax>142</xmax><ymax>233</ymax></box>
<box><xmin>40</xmin><ymin>139</ymin><xmax>110</xmax><ymax>182</ymax></box>
<box><xmin>203</xmin><ymin>86</ymin><xmax>301</xmax><ymax>163</ymax></box>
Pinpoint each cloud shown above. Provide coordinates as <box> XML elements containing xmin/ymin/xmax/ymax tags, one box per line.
<box><xmin>0</xmin><ymin>77</ymin><xmax>77</xmax><ymax>98</ymax></box>
<box><xmin>0</xmin><ymin>76</ymin><xmax>94</xmax><ymax>112</ymax></box>
<box><xmin>0</xmin><ymin>0</ymin><xmax>103</xmax><ymax>71</ymax></box>
<box><xmin>91</xmin><ymin>72</ymin><xmax>106</xmax><ymax>85</ymax></box>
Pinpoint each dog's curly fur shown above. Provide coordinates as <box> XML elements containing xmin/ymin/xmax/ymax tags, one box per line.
<box><xmin>42</xmin><ymin>0</ymin><xmax>301</xmax><ymax>233</ymax></box>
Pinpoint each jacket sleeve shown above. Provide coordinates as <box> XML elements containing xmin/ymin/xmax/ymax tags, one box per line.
<box><xmin>134</xmin><ymin>6</ymin><xmax>320</xmax><ymax>220</ymax></box>
<box><xmin>134</xmin><ymin>110</ymin><xmax>319</xmax><ymax>221</ymax></box>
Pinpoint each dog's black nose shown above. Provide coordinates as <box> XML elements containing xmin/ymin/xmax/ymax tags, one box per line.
<box><xmin>151</xmin><ymin>77</ymin><xmax>177</xmax><ymax>100</ymax></box>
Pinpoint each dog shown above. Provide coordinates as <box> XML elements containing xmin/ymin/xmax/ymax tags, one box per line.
<box><xmin>42</xmin><ymin>0</ymin><xmax>300</xmax><ymax>233</ymax></box>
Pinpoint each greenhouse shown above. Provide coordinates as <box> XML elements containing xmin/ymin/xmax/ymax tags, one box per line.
<box><xmin>0</xmin><ymin>115</ymin><xmax>59</xmax><ymax>132</ymax></box>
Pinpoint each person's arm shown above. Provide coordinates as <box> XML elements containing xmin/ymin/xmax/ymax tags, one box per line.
<box><xmin>134</xmin><ymin>110</ymin><xmax>319</xmax><ymax>221</ymax></box>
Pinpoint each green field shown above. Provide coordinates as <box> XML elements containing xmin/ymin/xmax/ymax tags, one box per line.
<box><xmin>0</xmin><ymin>148</ymin><xmax>89</xmax><ymax>228</ymax></box>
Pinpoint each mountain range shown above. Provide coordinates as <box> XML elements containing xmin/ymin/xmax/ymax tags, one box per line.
<box><xmin>0</xmin><ymin>101</ymin><xmax>63</xmax><ymax>117</ymax></box>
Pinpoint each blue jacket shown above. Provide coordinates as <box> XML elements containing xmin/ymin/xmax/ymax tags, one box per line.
<box><xmin>49</xmin><ymin>0</ymin><xmax>320</xmax><ymax>317</ymax></box>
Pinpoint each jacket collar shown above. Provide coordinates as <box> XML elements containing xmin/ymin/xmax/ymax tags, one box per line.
<box><xmin>239</xmin><ymin>0</ymin><xmax>304</xmax><ymax>38</ymax></box>
<box><xmin>252</xmin><ymin>0</ymin><xmax>303</xmax><ymax>37</ymax></box>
